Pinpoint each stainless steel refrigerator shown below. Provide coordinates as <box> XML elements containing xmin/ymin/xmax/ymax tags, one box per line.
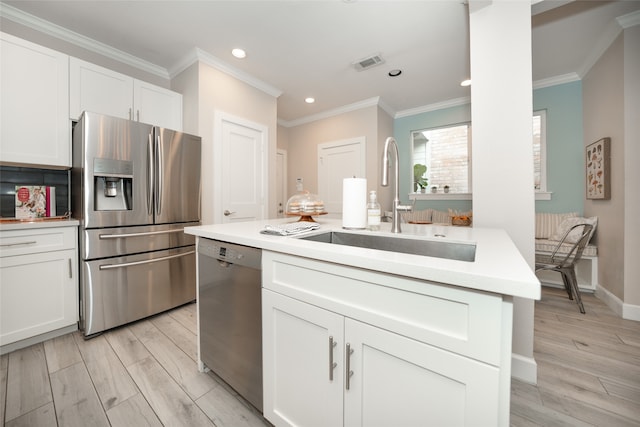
<box><xmin>72</xmin><ymin>112</ymin><xmax>201</xmax><ymax>337</ymax></box>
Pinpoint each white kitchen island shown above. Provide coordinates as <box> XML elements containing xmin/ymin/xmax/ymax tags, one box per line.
<box><xmin>186</xmin><ymin>219</ymin><xmax>540</xmax><ymax>427</ymax></box>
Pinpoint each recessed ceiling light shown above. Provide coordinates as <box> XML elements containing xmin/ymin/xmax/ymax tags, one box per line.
<box><xmin>305</xmin><ymin>97</ymin><xmax>315</xmax><ymax>104</ymax></box>
<box><xmin>460</xmin><ymin>79</ymin><xmax>471</xmax><ymax>87</ymax></box>
<box><xmin>388</xmin><ymin>69</ymin><xmax>402</xmax><ymax>77</ymax></box>
<box><xmin>231</xmin><ymin>48</ymin><xmax>246</xmax><ymax>59</ymax></box>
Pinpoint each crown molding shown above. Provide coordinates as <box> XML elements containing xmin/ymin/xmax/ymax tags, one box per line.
<box><xmin>395</xmin><ymin>96</ymin><xmax>471</xmax><ymax>119</ymax></box>
<box><xmin>617</xmin><ymin>9</ymin><xmax>640</xmax><ymax>29</ymax></box>
<box><xmin>0</xmin><ymin>2</ymin><xmax>169</xmax><ymax>79</ymax></box>
<box><xmin>278</xmin><ymin>97</ymin><xmax>383</xmax><ymax>128</ymax></box>
<box><xmin>576</xmin><ymin>10</ymin><xmax>635</xmax><ymax>79</ymax></box>
<box><xmin>533</xmin><ymin>72</ymin><xmax>580</xmax><ymax>89</ymax></box>
<box><xmin>171</xmin><ymin>48</ymin><xmax>282</xmax><ymax>99</ymax></box>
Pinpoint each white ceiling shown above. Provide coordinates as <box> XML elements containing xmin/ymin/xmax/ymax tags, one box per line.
<box><xmin>3</xmin><ymin>1</ymin><xmax>640</xmax><ymax>124</ymax></box>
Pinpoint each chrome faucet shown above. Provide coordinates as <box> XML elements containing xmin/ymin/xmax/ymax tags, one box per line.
<box><xmin>382</xmin><ymin>137</ymin><xmax>413</xmax><ymax>233</ymax></box>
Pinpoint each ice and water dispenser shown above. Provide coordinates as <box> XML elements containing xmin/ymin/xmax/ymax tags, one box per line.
<box><xmin>93</xmin><ymin>158</ymin><xmax>133</xmax><ymax>211</ymax></box>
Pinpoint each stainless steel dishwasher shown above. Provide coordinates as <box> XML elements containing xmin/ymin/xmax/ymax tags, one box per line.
<box><xmin>198</xmin><ymin>238</ymin><xmax>263</xmax><ymax>411</ymax></box>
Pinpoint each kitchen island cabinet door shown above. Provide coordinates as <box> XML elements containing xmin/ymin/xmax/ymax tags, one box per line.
<box><xmin>0</xmin><ymin>248</ymin><xmax>78</xmax><ymax>347</ymax></box>
<box><xmin>343</xmin><ymin>318</ymin><xmax>501</xmax><ymax>427</ymax></box>
<box><xmin>1</xmin><ymin>32</ymin><xmax>70</xmax><ymax>168</ymax></box>
<box><xmin>262</xmin><ymin>289</ymin><xmax>344</xmax><ymax>427</ymax></box>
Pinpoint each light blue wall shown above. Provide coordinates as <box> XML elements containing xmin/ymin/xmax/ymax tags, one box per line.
<box><xmin>534</xmin><ymin>81</ymin><xmax>584</xmax><ymax>214</ymax></box>
<box><xmin>393</xmin><ymin>81</ymin><xmax>584</xmax><ymax>214</ymax></box>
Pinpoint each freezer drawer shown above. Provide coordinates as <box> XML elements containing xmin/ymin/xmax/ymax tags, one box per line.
<box><xmin>80</xmin><ymin>222</ymin><xmax>198</xmax><ymax>260</ymax></box>
<box><xmin>81</xmin><ymin>246</ymin><xmax>195</xmax><ymax>336</ymax></box>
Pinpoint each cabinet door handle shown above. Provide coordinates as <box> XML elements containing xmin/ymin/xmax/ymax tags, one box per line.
<box><xmin>128</xmin><ymin>107</ymin><xmax>132</xmax><ymax>120</ymax></box>
<box><xmin>0</xmin><ymin>240</ymin><xmax>37</xmax><ymax>247</ymax></box>
<box><xmin>68</xmin><ymin>258</ymin><xmax>73</xmax><ymax>278</ymax></box>
<box><xmin>137</xmin><ymin>109</ymin><xmax>140</xmax><ymax>122</ymax></box>
<box><xmin>345</xmin><ymin>343</ymin><xmax>354</xmax><ymax>390</ymax></box>
<box><xmin>329</xmin><ymin>336</ymin><xmax>337</xmax><ymax>381</ymax></box>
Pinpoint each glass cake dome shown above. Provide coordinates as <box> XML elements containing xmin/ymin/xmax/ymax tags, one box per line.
<box><xmin>285</xmin><ymin>191</ymin><xmax>325</xmax><ymax>216</ymax></box>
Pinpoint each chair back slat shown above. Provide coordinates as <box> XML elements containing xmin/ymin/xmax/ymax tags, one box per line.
<box><xmin>550</xmin><ymin>223</ymin><xmax>594</xmax><ymax>267</ymax></box>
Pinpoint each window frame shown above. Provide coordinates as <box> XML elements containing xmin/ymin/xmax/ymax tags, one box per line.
<box><xmin>409</xmin><ymin>111</ymin><xmax>550</xmax><ymax>201</ymax></box>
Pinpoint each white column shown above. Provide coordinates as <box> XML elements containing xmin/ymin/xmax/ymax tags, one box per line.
<box><xmin>469</xmin><ymin>1</ymin><xmax>537</xmax><ymax>384</ymax></box>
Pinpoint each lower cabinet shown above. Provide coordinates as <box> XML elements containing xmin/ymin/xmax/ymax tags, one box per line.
<box><xmin>263</xmin><ymin>289</ymin><xmax>501</xmax><ymax>427</ymax></box>
<box><xmin>0</xmin><ymin>226</ymin><xmax>79</xmax><ymax>350</ymax></box>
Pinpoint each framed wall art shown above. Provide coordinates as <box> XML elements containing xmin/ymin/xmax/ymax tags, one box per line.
<box><xmin>586</xmin><ymin>137</ymin><xmax>610</xmax><ymax>200</ymax></box>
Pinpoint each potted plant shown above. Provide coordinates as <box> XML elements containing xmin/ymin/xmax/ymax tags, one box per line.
<box><xmin>413</xmin><ymin>164</ymin><xmax>428</xmax><ymax>192</ymax></box>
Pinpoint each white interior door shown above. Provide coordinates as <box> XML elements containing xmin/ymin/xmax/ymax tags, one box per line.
<box><xmin>215</xmin><ymin>112</ymin><xmax>268</xmax><ymax>223</ymax></box>
<box><xmin>317</xmin><ymin>137</ymin><xmax>366</xmax><ymax>214</ymax></box>
<box><xmin>276</xmin><ymin>149</ymin><xmax>287</xmax><ymax>218</ymax></box>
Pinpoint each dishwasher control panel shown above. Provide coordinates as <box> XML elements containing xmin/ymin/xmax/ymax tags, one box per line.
<box><xmin>198</xmin><ymin>238</ymin><xmax>261</xmax><ymax>269</ymax></box>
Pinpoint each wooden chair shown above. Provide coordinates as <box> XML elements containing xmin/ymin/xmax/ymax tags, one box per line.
<box><xmin>535</xmin><ymin>223</ymin><xmax>594</xmax><ymax>314</ymax></box>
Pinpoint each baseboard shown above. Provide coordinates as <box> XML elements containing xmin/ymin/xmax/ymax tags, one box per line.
<box><xmin>1</xmin><ymin>323</ymin><xmax>78</xmax><ymax>356</ymax></box>
<box><xmin>595</xmin><ymin>284</ymin><xmax>640</xmax><ymax>321</ymax></box>
<box><xmin>511</xmin><ymin>353</ymin><xmax>537</xmax><ymax>385</ymax></box>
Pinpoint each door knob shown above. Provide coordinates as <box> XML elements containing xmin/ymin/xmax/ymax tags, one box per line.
<box><xmin>224</xmin><ymin>210</ymin><xmax>235</xmax><ymax>216</ymax></box>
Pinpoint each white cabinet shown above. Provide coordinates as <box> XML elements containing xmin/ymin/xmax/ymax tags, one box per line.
<box><xmin>0</xmin><ymin>32</ymin><xmax>70</xmax><ymax>168</ymax></box>
<box><xmin>0</xmin><ymin>226</ymin><xmax>79</xmax><ymax>350</ymax></box>
<box><xmin>133</xmin><ymin>79</ymin><xmax>183</xmax><ymax>130</ymax></box>
<box><xmin>262</xmin><ymin>290</ymin><xmax>344</xmax><ymax>427</ymax></box>
<box><xmin>70</xmin><ymin>57</ymin><xmax>183</xmax><ymax>130</ymax></box>
<box><xmin>262</xmin><ymin>251</ymin><xmax>512</xmax><ymax>426</ymax></box>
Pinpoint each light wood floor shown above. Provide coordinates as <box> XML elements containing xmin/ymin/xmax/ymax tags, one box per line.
<box><xmin>1</xmin><ymin>287</ymin><xmax>639</xmax><ymax>426</ymax></box>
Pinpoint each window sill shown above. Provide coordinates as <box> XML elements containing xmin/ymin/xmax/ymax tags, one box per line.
<box><xmin>408</xmin><ymin>191</ymin><xmax>552</xmax><ymax>201</ymax></box>
<box><xmin>409</xmin><ymin>193</ymin><xmax>472</xmax><ymax>201</ymax></box>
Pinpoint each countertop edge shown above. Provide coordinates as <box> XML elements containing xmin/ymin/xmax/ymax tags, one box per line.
<box><xmin>186</xmin><ymin>219</ymin><xmax>541</xmax><ymax>300</ymax></box>
<box><xmin>0</xmin><ymin>219</ymin><xmax>80</xmax><ymax>231</ymax></box>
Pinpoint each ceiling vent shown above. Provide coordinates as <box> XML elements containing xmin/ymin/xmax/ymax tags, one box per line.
<box><xmin>352</xmin><ymin>53</ymin><xmax>385</xmax><ymax>71</ymax></box>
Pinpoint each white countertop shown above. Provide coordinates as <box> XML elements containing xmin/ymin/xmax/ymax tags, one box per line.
<box><xmin>0</xmin><ymin>219</ymin><xmax>80</xmax><ymax>231</ymax></box>
<box><xmin>185</xmin><ymin>218</ymin><xmax>540</xmax><ymax>300</ymax></box>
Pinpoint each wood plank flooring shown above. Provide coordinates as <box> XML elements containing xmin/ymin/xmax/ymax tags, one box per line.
<box><xmin>0</xmin><ymin>287</ymin><xmax>638</xmax><ymax>426</ymax></box>
<box><xmin>511</xmin><ymin>287</ymin><xmax>640</xmax><ymax>426</ymax></box>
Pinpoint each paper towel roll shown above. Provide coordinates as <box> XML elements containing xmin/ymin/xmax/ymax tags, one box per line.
<box><xmin>342</xmin><ymin>178</ymin><xmax>367</xmax><ymax>229</ymax></box>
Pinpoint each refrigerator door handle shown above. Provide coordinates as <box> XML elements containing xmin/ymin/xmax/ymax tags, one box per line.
<box><xmin>147</xmin><ymin>133</ymin><xmax>154</xmax><ymax>216</ymax></box>
<box><xmin>98</xmin><ymin>250</ymin><xmax>195</xmax><ymax>270</ymax></box>
<box><xmin>155</xmin><ymin>132</ymin><xmax>163</xmax><ymax>215</ymax></box>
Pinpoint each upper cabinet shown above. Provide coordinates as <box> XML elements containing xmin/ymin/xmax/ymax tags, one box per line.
<box><xmin>1</xmin><ymin>32</ymin><xmax>70</xmax><ymax>168</ymax></box>
<box><xmin>133</xmin><ymin>79</ymin><xmax>183</xmax><ymax>131</ymax></box>
<box><xmin>70</xmin><ymin>58</ymin><xmax>183</xmax><ymax>130</ymax></box>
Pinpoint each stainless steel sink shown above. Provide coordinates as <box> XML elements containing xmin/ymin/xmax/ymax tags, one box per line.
<box><xmin>299</xmin><ymin>231</ymin><xmax>476</xmax><ymax>262</ymax></box>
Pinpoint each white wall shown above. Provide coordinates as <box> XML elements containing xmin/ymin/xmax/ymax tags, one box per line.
<box><xmin>285</xmin><ymin>106</ymin><xmax>395</xmax><ymax>209</ymax></box>
<box><xmin>469</xmin><ymin>1</ymin><xmax>537</xmax><ymax>384</ymax></box>
<box><xmin>172</xmin><ymin>61</ymin><xmax>278</xmax><ymax>224</ymax></box>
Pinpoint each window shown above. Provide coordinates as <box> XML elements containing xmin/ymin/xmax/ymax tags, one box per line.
<box><xmin>411</xmin><ymin>111</ymin><xmax>546</xmax><ymax>196</ymax></box>
<box><xmin>411</xmin><ymin>124</ymin><xmax>470</xmax><ymax>193</ymax></box>
<box><xmin>532</xmin><ymin>110</ymin><xmax>546</xmax><ymax>191</ymax></box>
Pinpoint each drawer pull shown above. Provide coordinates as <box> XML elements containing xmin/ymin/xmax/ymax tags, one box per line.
<box><xmin>99</xmin><ymin>250</ymin><xmax>194</xmax><ymax>270</ymax></box>
<box><xmin>329</xmin><ymin>336</ymin><xmax>337</xmax><ymax>381</ymax></box>
<box><xmin>1</xmin><ymin>240</ymin><xmax>37</xmax><ymax>248</ymax></box>
<box><xmin>345</xmin><ymin>343</ymin><xmax>354</xmax><ymax>390</ymax></box>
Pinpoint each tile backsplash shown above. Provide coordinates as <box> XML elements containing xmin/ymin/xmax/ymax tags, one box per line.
<box><xmin>0</xmin><ymin>166</ymin><xmax>69</xmax><ymax>218</ymax></box>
